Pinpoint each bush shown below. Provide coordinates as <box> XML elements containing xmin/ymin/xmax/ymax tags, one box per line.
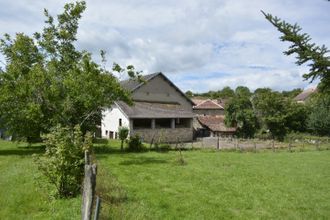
<box><xmin>34</xmin><ymin>125</ymin><xmax>92</xmax><ymax>198</ymax></box>
<box><xmin>128</xmin><ymin>134</ymin><xmax>144</xmax><ymax>152</ymax></box>
<box><xmin>157</xmin><ymin>143</ymin><xmax>171</xmax><ymax>152</ymax></box>
<box><xmin>118</xmin><ymin>127</ymin><xmax>129</xmax><ymax>151</ymax></box>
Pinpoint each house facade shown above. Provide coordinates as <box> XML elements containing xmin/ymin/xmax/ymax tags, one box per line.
<box><xmin>192</xmin><ymin>99</ymin><xmax>236</xmax><ymax>137</ymax></box>
<box><xmin>101</xmin><ymin>72</ymin><xmax>194</xmax><ymax>143</ymax></box>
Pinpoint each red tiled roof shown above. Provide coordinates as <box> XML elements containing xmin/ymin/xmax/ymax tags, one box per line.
<box><xmin>193</xmin><ymin>99</ymin><xmax>224</xmax><ymax>110</ymax></box>
<box><xmin>197</xmin><ymin>115</ymin><xmax>236</xmax><ymax>132</ymax></box>
<box><xmin>294</xmin><ymin>88</ymin><xmax>317</xmax><ymax>102</ymax></box>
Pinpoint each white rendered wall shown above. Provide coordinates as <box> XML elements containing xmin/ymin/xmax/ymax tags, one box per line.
<box><xmin>101</xmin><ymin>105</ymin><xmax>129</xmax><ymax>138</ymax></box>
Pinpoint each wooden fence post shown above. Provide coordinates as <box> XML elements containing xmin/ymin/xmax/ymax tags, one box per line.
<box><xmin>82</xmin><ymin>151</ymin><xmax>97</xmax><ymax>220</ymax></box>
<box><xmin>217</xmin><ymin>136</ymin><xmax>220</xmax><ymax>150</ymax></box>
<box><xmin>93</xmin><ymin>196</ymin><xmax>101</xmax><ymax>220</ymax></box>
<box><xmin>254</xmin><ymin>140</ymin><xmax>257</xmax><ymax>153</ymax></box>
<box><xmin>272</xmin><ymin>139</ymin><xmax>275</xmax><ymax>152</ymax></box>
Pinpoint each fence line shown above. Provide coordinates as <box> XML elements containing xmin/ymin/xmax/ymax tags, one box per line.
<box><xmin>189</xmin><ymin>137</ymin><xmax>330</xmax><ymax>151</ymax></box>
<box><xmin>82</xmin><ymin>151</ymin><xmax>98</xmax><ymax>220</ymax></box>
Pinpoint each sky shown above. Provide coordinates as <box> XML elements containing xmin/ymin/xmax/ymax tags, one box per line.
<box><xmin>0</xmin><ymin>0</ymin><xmax>329</xmax><ymax>93</ymax></box>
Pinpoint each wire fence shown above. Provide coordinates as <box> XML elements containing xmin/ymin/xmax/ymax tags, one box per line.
<box><xmin>177</xmin><ymin>137</ymin><xmax>330</xmax><ymax>152</ymax></box>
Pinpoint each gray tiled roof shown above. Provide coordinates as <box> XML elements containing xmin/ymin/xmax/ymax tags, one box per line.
<box><xmin>120</xmin><ymin>72</ymin><xmax>160</xmax><ymax>91</ymax></box>
<box><xmin>116</xmin><ymin>101</ymin><xmax>194</xmax><ymax>118</ymax></box>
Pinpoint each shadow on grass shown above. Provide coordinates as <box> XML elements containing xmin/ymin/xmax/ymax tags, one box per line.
<box><xmin>0</xmin><ymin>145</ymin><xmax>45</xmax><ymax>156</ymax></box>
<box><xmin>94</xmin><ymin>145</ymin><xmax>150</xmax><ymax>155</ymax></box>
<box><xmin>119</xmin><ymin>156</ymin><xmax>168</xmax><ymax>166</ymax></box>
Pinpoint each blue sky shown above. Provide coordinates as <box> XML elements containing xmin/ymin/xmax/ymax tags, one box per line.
<box><xmin>0</xmin><ymin>0</ymin><xmax>329</xmax><ymax>92</ymax></box>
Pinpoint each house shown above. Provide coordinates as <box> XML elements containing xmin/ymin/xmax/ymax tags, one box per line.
<box><xmin>294</xmin><ymin>88</ymin><xmax>317</xmax><ymax>103</ymax></box>
<box><xmin>192</xmin><ymin>98</ymin><xmax>236</xmax><ymax>137</ymax></box>
<box><xmin>101</xmin><ymin>72</ymin><xmax>194</xmax><ymax>143</ymax></box>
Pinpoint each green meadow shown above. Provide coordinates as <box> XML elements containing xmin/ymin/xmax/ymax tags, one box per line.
<box><xmin>1</xmin><ymin>139</ymin><xmax>329</xmax><ymax>219</ymax></box>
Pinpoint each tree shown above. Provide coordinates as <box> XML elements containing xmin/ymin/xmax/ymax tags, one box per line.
<box><xmin>307</xmin><ymin>94</ymin><xmax>330</xmax><ymax>135</ymax></box>
<box><xmin>118</xmin><ymin>126</ymin><xmax>129</xmax><ymax>151</ymax></box>
<box><xmin>262</xmin><ymin>11</ymin><xmax>330</xmax><ymax>93</ymax></box>
<box><xmin>281</xmin><ymin>88</ymin><xmax>303</xmax><ymax>98</ymax></box>
<box><xmin>252</xmin><ymin>89</ymin><xmax>287</xmax><ymax>140</ymax></box>
<box><xmin>235</xmin><ymin>86</ymin><xmax>251</xmax><ymax>97</ymax></box>
<box><xmin>0</xmin><ymin>1</ymin><xmax>139</xmax><ymax>142</ymax></box>
<box><xmin>219</xmin><ymin>86</ymin><xmax>235</xmax><ymax>99</ymax></box>
<box><xmin>225</xmin><ymin>90</ymin><xmax>258</xmax><ymax>138</ymax></box>
<box><xmin>252</xmin><ymin>89</ymin><xmax>308</xmax><ymax>140</ymax></box>
<box><xmin>185</xmin><ymin>90</ymin><xmax>193</xmax><ymax>98</ymax></box>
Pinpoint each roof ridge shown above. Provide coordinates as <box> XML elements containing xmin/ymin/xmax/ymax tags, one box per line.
<box><xmin>193</xmin><ymin>99</ymin><xmax>224</xmax><ymax>109</ymax></box>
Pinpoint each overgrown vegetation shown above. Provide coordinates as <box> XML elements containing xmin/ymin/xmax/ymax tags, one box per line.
<box><xmin>128</xmin><ymin>134</ymin><xmax>145</xmax><ymax>152</ymax></box>
<box><xmin>34</xmin><ymin>125</ymin><xmax>92</xmax><ymax>198</ymax></box>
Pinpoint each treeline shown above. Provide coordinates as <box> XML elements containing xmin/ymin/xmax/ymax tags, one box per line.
<box><xmin>185</xmin><ymin>86</ymin><xmax>302</xmax><ymax>99</ymax></box>
<box><xmin>186</xmin><ymin>86</ymin><xmax>330</xmax><ymax>140</ymax></box>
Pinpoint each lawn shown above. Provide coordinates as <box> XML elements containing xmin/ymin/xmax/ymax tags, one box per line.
<box><xmin>0</xmin><ymin>139</ymin><xmax>330</xmax><ymax>219</ymax></box>
<box><xmin>95</xmin><ymin>141</ymin><xmax>330</xmax><ymax>219</ymax></box>
<box><xmin>0</xmin><ymin>140</ymin><xmax>81</xmax><ymax>220</ymax></box>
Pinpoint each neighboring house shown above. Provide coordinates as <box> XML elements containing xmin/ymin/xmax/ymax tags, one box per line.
<box><xmin>101</xmin><ymin>72</ymin><xmax>194</xmax><ymax>143</ymax></box>
<box><xmin>192</xmin><ymin>98</ymin><xmax>236</xmax><ymax>137</ymax></box>
<box><xmin>294</xmin><ymin>88</ymin><xmax>317</xmax><ymax>103</ymax></box>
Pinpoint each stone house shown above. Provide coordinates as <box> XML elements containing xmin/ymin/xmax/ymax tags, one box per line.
<box><xmin>192</xmin><ymin>99</ymin><xmax>236</xmax><ymax>137</ymax></box>
<box><xmin>101</xmin><ymin>72</ymin><xmax>194</xmax><ymax>143</ymax></box>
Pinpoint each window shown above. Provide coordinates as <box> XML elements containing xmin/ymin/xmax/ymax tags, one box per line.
<box><xmin>109</xmin><ymin>131</ymin><xmax>114</xmax><ymax>139</ymax></box>
<box><xmin>105</xmin><ymin>130</ymin><xmax>108</xmax><ymax>135</ymax></box>
<box><xmin>119</xmin><ymin>118</ymin><xmax>122</xmax><ymax>127</ymax></box>
<box><xmin>133</xmin><ymin>119</ymin><xmax>152</xmax><ymax>129</ymax></box>
<box><xmin>155</xmin><ymin>118</ymin><xmax>171</xmax><ymax>128</ymax></box>
<box><xmin>175</xmin><ymin>118</ymin><xmax>191</xmax><ymax>128</ymax></box>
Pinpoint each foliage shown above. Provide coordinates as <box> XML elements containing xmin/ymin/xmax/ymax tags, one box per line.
<box><xmin>118</xmin><ymin>126</ymin><xmax>129</xmax><ymax>151</ymax></box>
<box><xmin>225</xmin><ymin>90</ymin><xmax>258</xmax><ymax>138</ymax></box>
<box><xmin>252</xmin><ymin>89</ymin><xmax>308</xmax><ymax>140</ymax></box>
<box><xmin>282</xmin><ymin>88</ymin><xmax>303</xmax><ymax>98</ymax></box>
<box><xmin>34</xmin><ymin>125</ymin><xmax>92</xmax><ymax>198</ymax></box>
<box><xmin>307</xmin><ymin>94</ymin><xmax>330</xmax><ymax>136</ymax></box>
<box><xmin>262</xmin><ymin>11</ymin><xmax>330</xmax><ymax>93</ymax></box>
<box><xmin>128</xmin><ymin>134</ymin><xmax>144</xmax><ymax>152</ymax></box>
<box><xmin>0</xmin><ymin>1</ymin><xmax>139</xmax><ymax>142</ymax></box>
<box><xmin>185</xmin><ymin>90</ymin><xmax>193</xmax><ymax>98</ymax></box>
<box><xmin>235</xmin><ymin>86</ymin><xmax>251</xmax><ymax>97</ymax></box>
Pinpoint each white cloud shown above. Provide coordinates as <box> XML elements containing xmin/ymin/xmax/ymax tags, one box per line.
<box><xmin>0</xmin><ymin>0</ymin><xmax>329</xmax><ymax>92</ymax></box>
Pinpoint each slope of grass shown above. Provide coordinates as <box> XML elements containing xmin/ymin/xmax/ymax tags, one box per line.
<box><xmin>0</xmin><ymin>140</ymin><xmax>80</xmax><ymax>220</ymax></box>
<box><xmin>96</xmin><ymin>141</ymin><xmax>330</xmax><ymax>219</ymax></box>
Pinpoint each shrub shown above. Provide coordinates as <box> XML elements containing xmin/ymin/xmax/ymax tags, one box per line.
<box><xmin>158</xmin><ymin>143</ymin><xmax>171</xmax><ymax>152</ymax></box>
<box><xmin>128</xmin><ymin>134</ymin><xmax>144</xmax><ymax>152</ymax></box>
<box><xmin>34</xmin><ymin>125</ymin><xmax>92</xmax><ymax>198</ymax></box>
<box><xmin>118</xmin><ymin>127</ymin><xmax>129</xmax><ymax>151</ymax></box>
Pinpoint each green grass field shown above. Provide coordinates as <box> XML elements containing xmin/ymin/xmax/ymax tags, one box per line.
<box><xmin>0</xmin><ymin>140</ymin><xmax>81</xmax><ymax>220</ymax></box>
<box><xmin>95</xmin><ymin>141</ymin><xmax>330</xmax><ymax>219</ymax></box>
<box><xmin>1</xmin><ymin>139</ymin><xmax>330</xmax><ymax>219</ymax></box>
